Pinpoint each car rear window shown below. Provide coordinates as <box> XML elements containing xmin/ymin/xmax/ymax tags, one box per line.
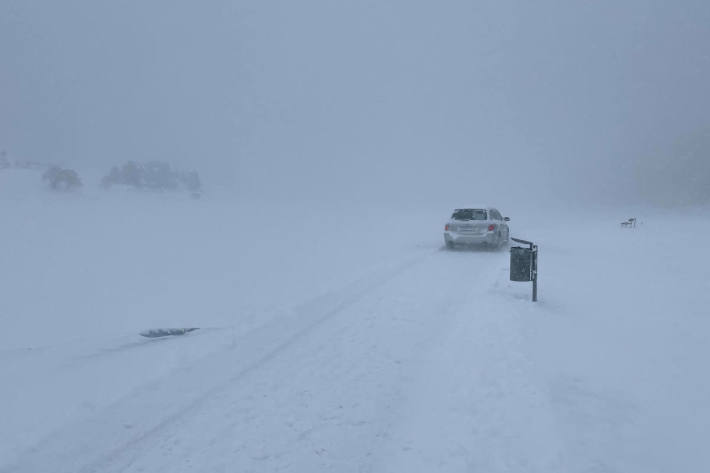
<box><xmin>451</xmin><ymin>209</ymin><xmax>487</xmax><ymax>221</ymax></box>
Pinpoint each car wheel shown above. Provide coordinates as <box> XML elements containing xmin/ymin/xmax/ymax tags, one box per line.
<box><xmin>445</xmin><ymin>240</ymin><xmax>455</xmax><ymax>249</ymax></box>
<box><xmin>496</xmin><ymin>232</ymin><xmax>506</xmax><ymax>250</ymax></box>
<box><xmin>490</xmin><ymin>232</ymin><xmax>499</xmax><ymax>249</ymax></box>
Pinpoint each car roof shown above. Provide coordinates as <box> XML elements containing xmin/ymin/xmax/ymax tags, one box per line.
<box><xmin>453</xmin><ymin>206</ymin><xmax>494</xmax><ymax>211</ymax></box>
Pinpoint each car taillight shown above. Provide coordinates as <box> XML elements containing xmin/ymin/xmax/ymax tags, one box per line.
<box><xmin>445</xmin><ymin>224</ymin><xmax>450</xmax><ymax>231</ymax></box>
<box><xmin>488</xmin><ymin>224</ymin><xmax>496</xmax><ymax>231</ymax></box>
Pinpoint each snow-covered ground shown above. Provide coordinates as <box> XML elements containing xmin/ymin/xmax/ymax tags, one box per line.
<box><xmin>1</xmin><ymin>169</ymin><xmax>709</xmax><ymax>472</ymax></box>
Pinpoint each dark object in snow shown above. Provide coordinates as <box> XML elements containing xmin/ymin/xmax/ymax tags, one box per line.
<box><xmin>139</xmin><ymin>328</ymin><xmax>199</xmax><ymax>338</ymax></box>
<box><xmin>101</xmin><ymin>161</ymin><xmax>202</xmax><ymax>195</ymax></box>
<box><xmin>620</xmin><ymin>218</ymin><xmax>637</xmax><ymax>228</ymax></box>
<box><xmin>43</xmin><ymin>166</ymin><xmax>82</xmax><ymax>191</ymax></box>
<box><xmin>510</xmin><ymin>237</ymin><xmax>539</xmax><ymax>302</ymax></box>
<box><xmin>510</xmin><ymin>246</ymin><xmax>533</xmax><ymax>282</ymax></box>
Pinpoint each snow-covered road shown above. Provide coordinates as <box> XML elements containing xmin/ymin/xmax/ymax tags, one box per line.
<box><xmin>7</xmin><ymin>244</ymin><xmax>563</xmax><ymax>472</ymax></box>
<box><xmin>2</xmin><ymin>175</ymin><xmax>709</xmax><ymax>472</ymax></box>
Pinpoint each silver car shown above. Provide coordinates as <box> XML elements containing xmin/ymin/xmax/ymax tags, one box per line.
<box><xmin>444</xmin><ymin>206</ymin><xmax>510</xmax><ymax>249</ymax></box>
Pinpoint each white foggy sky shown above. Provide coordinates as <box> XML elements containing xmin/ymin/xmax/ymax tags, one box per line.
<box><xmin>1</xmin><ymin>0</ymin><xmax>709</xmax><ymax>203</ymax></box>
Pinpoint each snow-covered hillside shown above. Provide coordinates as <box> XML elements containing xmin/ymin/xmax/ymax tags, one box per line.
<box><xmin>1</xmin><ymin>169</ymin><xmax>709</xmax><ymax>472</ymax></box>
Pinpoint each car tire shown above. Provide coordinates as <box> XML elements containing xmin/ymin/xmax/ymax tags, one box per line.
<box><xmin>495</xmin><ymin>232</ymin><xmax>506</xmax><ymax>250</ymax></box>
<box><xmin>445</xmin><ymin>240</ymin><xmax>455</xmax><ymax>250</ymax></box>
<box><xmin>490</xmin><ymin>233</ymin><xmax>502</xmax><ymax>247</ymax></box>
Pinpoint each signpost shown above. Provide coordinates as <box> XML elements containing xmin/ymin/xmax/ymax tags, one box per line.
<box><xmin>510</xmin><ymin>237</ymin><xmax>538</xmax><ymax>302</ymax></box>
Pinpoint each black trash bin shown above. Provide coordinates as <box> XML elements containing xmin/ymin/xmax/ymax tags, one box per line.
<box><xmin>510</xmin><ymin>246</ymin><xmax>533</xmax><ymax>281</ymax></box>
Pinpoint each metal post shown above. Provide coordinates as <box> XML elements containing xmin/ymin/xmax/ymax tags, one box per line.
<box><xmin>532</xmin><ymin>245</ymin><xmax>538</xmax><ymax>302</ymax></box>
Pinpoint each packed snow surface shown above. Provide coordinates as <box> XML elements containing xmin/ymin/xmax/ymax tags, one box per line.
<box><xmin>1</xmin><ymin>170</ymin><xmax>709</xmax><ymax>472</ymax></box>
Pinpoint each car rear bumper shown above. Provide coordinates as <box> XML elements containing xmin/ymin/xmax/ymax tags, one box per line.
<box><xmin>444</xmin><ymin>231</ymin><xmax>496</xmax><ymax>245</ymax></box>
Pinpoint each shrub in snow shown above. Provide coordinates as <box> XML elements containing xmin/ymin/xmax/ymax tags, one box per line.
<box><xmin>0</xmin><ymin>152</ymin><xmax>45</xmax><ymax>171</ymax></box>
<box><xmin>101</xmin><ymin>161</ymin><xmax>202</xmax><ymax>195</ymax></box>
<box><xmin>143</xmin><ymin>161</ymin><xmax>179</xmax><ymax>190</ymax></box>
<box><xmin>102</xmin><ymin>161</ymin><xmax>144</xmax><ymax>189</ymax></box>
<box><xmin>181</xmin><ymin>170</ymin><xmax>201</xmax><ymax>193</ymax></box>
<box><xmin>42</xmin><ymin>166</ymin><xmax>82</xmax><ymax>191</ymax></box>
<box><xmin>121</xmin><ymin>161</ymin><xmax>144</xmax><ymax>188</ymax></box>
<box><xmin>101</xmin><ymin>166</ymin><xmax>122</xmax><ymax>188</ymax></box>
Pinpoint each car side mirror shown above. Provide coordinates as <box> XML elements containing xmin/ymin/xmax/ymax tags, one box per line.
<box><xmin>504</xmin><ymin>217</ymin><xmax>510</xmax><ymax>221</ymax></box>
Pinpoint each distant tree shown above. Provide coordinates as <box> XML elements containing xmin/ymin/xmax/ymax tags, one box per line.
<box><xmin>101</xmin><ymin>166</ymin><xmax>121</xmax><ymax>188</ymax></box>
<box><xmin>144</xmin><ymin>161</ymin><xmax>179</xmax><ymax>190</ymax></box>
<box><xmin>101</xmin><ymin>161</ymin><xmax>203</xmax><ymax>195</ymax></box>
<box><xmin>121</xmin><ymin>161</ymin><xmax>143</xmax><ymax>188</ymax></box>
<box><xmin>180</xmin><ymin>170</ymin><xmax>202</xmax><ymax>195</ymax></box>
<box><xmin>637</xmin><ymin>129</ymin><xmax>710</xmax><ymax>205</ymax></box>
<box><xmin>43</xmin><ymin>166</ymin><xmax>82</xmax><ymax>191</ymax></box>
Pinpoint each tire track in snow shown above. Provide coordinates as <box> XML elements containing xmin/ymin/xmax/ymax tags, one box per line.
<box><xmin>369</xmin><ymin>288</ymin><xmax>564</xmax><ymax>472</ymax></box>
<box><xmin>92</xmin><ymin>248</ymin><xmax>520</xmax><ymax>473</ymax></box>
<box><xmin>2</xmin><ymin>251</ymin><xmax>434</xmax><ymax>473</ymax></box>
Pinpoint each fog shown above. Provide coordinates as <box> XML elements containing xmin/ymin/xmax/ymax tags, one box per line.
<box><xmin>4</xmin><ymin>3</ymin><xmax>710</xmax><ymax>471</ymax></box>
<box><xmin>2</xmin><ymin>0</ymin><xmax>709</xmax><ymax>206</ymax></box>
